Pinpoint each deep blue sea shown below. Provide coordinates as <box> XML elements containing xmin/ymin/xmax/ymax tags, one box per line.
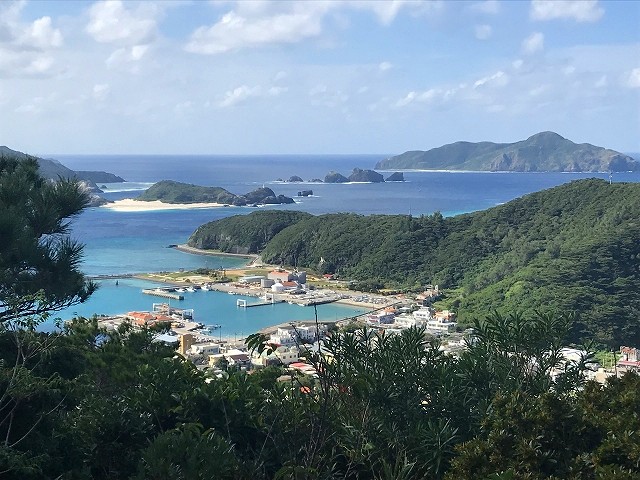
<box><xmin>47</xmin><ymin>154</ymin><xmax>640</xmax><ymax>335</ymax></box>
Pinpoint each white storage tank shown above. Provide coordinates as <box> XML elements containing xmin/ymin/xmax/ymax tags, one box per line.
<box><xmin>271</xmin><ymin>282</ymin><xmax>285</xmax><ymax>293</ymax></box>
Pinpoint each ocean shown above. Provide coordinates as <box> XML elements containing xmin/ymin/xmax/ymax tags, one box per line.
<box><xmin>48</xmin><ymin>154</ymin><xmax>640</xmax><ymax>335</ymax></box>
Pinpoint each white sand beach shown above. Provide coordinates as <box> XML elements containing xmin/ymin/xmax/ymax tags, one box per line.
<box><xmin>102</xmin><ymin>199</ymin><xmax>225</xmax><ymax>212</ymax></box>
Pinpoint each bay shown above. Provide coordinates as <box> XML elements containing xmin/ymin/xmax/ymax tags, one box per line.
<box><xmin>48</xmin><ymin>154</ymin><xmax>640</xmax><ymax>333</ymax></box>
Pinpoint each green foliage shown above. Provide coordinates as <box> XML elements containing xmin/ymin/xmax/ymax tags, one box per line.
<box><xmin>137</xmin><ymin>180</ymin><xmax>294</xmax><ymax>206</ymax></box>
<box><xmin>193</xmin><ymin>179</ymin><xmax>640</xmax><ymax>346</ymax></box>
<box><xmin>137</xmin><ymin>180</ymin><xmax>238</xmax><ymax>204</ymax></box>
<box><xmin>1</xmin><ymin>311</ymin><xmax>639</xmax><ymax>479</ymax></box>
<box><xmin>188</xmin><ymin>210</ymin><xmax>312</xmax><ymax>253</ymax></box>
<box><xmin>0</xmin><ymin>155</ymin><xmax>96</xmax><ymax>324</ymax></box>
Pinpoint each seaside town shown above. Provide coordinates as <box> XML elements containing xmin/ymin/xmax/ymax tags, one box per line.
<box><xmin>95</xmin><ymin>266</ymin><xmax>639</xmax><ymax>386</ymax></box>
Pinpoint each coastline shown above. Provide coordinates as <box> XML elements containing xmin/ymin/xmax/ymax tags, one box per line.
<box><xmin>101</xmin><ymin>198</ymin><xmax>226</xmax><ymax>212</ymax></box>
<box><xmin>174</xmin><ymin>244</ymin><xmax>259</xmax><ymax>264</ymax></box>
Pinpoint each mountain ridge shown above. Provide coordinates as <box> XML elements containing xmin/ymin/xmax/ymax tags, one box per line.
<box><xmin>376</xmin><ymin>132</ymin><xmax>639</xmax><ymax>172</ymax></box>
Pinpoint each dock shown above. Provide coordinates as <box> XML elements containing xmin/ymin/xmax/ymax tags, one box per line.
<box><xmin>237</xmin><ymin>298</ymin><xmax>284</xmax><ymax>308</ymax></box>
<box><xmin>143</xmin><ymin>289</ymin><xmax>184</xmax><ymax>300</ymax></box>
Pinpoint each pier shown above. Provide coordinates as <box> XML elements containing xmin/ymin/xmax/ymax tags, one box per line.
<box><xmin>143</xmin><ymin>289</ymin><xmax>184</xmax><ymax>300</ymax></box>
<box><xmin>237</xmin><ymin>298</ymin><xmax>284</xmax><ymax>308</ymax></box>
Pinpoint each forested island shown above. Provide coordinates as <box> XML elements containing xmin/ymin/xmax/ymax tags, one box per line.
<box><xmin>137</xmin><ymin>180</ymin><xmax>295</xmax><ymax>206</ymax></box>
<box><xmin>376</xmin><ymin>131</ymin><xmax>639</xmax><ymax>172</ymax></box>
<box><xmin>189</xmin><ymin>179</ymin><xmax>640</xmax><ymax>346</ymax></box>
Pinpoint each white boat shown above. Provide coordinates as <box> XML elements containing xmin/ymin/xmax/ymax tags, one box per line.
<box><xmin>186</xmin><ymin>286</ymin><xmax>195</xmax><ymax>293</ymax></box>
<box><xmin>201</xmin><ymin>284</ymin><xmax>210</xmax><ymax>291</ymax></box>
<box><xmin>176</xmin><ymin>288</ymin><xmax>186</xmax><ymax>293</ymax></box>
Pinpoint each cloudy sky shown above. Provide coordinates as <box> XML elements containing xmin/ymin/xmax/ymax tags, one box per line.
<box><xmin>1</xmin><ymin>0</ymin><xmax>639</xmax><ymax>155</ymax></box>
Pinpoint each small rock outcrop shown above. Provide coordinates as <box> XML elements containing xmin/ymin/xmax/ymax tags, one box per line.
<box><xmin>348</xmin><ymin>168</ymin><xmax>384</xmax><ymax>183</ymax></box>
<box><xmin>297</xmin><ymin>190</ymin><xmax>313</xmax><ymax>197</ymax></box>
<box><xmin>288</xmin><ymin>175</ymin><xmax>303</xmax><ymax>182</ymax></box>
<box><xmin>324</xmin><ymin>171</ymin><xmax>349</xmax><ymax>183</ymax></box>
<box><xmin>385</xmin><ymin>172</ymin><xmax>405</xmax><ymax>182</ymax></box>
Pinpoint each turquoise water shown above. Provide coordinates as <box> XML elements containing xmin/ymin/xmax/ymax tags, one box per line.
<box><xmin>51</xmin><ymin>278</ymin><xmax>368</xmax><ymax>337</ymax></box>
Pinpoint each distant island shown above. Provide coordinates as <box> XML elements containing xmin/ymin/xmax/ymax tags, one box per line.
<box><xmin>375</xmin><ymin>131</ymin><xmax>639</xmax><ymax>172</ymax></box>
<box><xmin>136</xmin><ymin>180</ymin><xmax>295</xmax><ymax>206</ymax></box>
<box><xmin>0</xmin><ymin>146</ymin><xmax>125</xmax><ymax>206</ymax></box>
<box><xmin>279</xmin><ymin>169</ymin><xmax>404</xmax><ymax>184</ymax></box>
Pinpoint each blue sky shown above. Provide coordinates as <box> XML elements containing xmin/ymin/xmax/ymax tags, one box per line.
<box><xmin>1</xmin><ymin>0</ymin><xmax>638</xmax><ymax>155</ymax></box>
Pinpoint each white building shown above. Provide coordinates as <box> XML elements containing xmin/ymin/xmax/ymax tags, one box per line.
<box><xmin>412</xmin><ymin>307</ymin><xmax>433</xmax><ymax>323</ymax></box>
<box><xmin>426</xmin><ymin>310</ymin><xmax>457</xmax><ymax>334</ymax></box>
<box><xmin>393</xmin><ymin>314</ymin><xmax>423</xmax><ymax>329</ymax></box>
<box><xmin>189</xmin><ymin>342</ymin><xmax>221</xmax><ymax>356</ymax></box>
<box><xmin>269</xmin><ymin>324</ymin><xmax>328</xmax><ymax>346</ymax></box>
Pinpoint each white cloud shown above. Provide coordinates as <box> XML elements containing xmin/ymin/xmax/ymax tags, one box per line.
<box><xmin>24</xmin><ymin>56</ymin><xmax>54</xmax><ymax>75</ymax></box>
<box><xmin>93</xmin><ymin>83</ymin><xmax>110</xmax><ymax>101</ymax></box>
<box><xmin>18</xmin><ymin>16</ymin><xmax>63</xmax><ymax>49</ymax></box>
<box><xmin>309</xmin><ymin>84</ymin><xmax>349</xmax><ymax>107</ymax></box>
<box><xmin>185</xmin><ymin>1</ymin><xmax>442</xmax><ymax>55</ymax></box>
<box><xmin>594</xmin><ymin>75</ymin><xmax>607</xmax><ymax>88</ymax></box>
<box><xmin>219</xmin><ymin>85</ymin><xmax>261</xmax><ymax>107</ymax></box>
<box><xmin>86</xmin><ymin>0</ymin><xmax>157</xmax><ymax>45</ymax></box>
<box><xmin>378</xmin><ymin>61</ymin><xmax>392</xmax><ymax>72</ymax></box>
<box><xmin>628</xmin><ymin>68</ymin><xmax>640</xmax><ymax>88</ymax></box>
<box><xmin>530</xmin><ymin>0</ymin><xmax>604</xmax><ymax>23</ymax></box>
<box><xmin>348</xmin><ymin>1</ymin><xmax>441</xmax><ymax>25</ymax></box>
<box><xmin>106</xmin><ymin>44</ymin><xmax>149</xmax><ymax>68</ymax></box>
<box><xmin>0</xmin><ymin>4</ymin><xmax>63</xmax><ymax>77</ymax></box>
<box><xmin>475</xmin><ymin>24</ymin><xmax>492</xmax><ymax>40</ymax></box>
<box><xmin>185</xmin><ymin>4</ymin><xmax>328</xmax><ymax>54</ymax></box>
<box><xmin>474</xmin><ymin>70</ymin><xmax>508</xmax><ymax>88</ymax></box>
<box><xmin>395</xmin><ymin>88</ymin><xmax>441</xmax><ymax>107</ymax></box>
<box><xmin>273</xmin><ymin>70</ymin><xmax>287</xmax><ymax>82</ymax></box>
<box><xmin>218</xmin><ymin>83</ymin><xmax>286</xmax><ymax>107</ymax></box>
<box><xmin>468</xmin><ymin>1</ymin><xmax>500</xmax><ymax>15</ymax></box>
<box><xmin>268</xmin><ymin>86</ymin><xmax>288</xmax><ymax>96</ymax></box>
<box><xmin>522</xmin><ymin>32</ymin><xmax>544</xmax><ymax>55</ymax></box>
<box><xmin>512</xmin><ymin>59</ymin><xmax>524</xmax><ymax>69</ymax></box>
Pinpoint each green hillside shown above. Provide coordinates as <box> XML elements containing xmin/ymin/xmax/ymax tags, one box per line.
<box><xmin>190</xmin><ymin>179</ymin><xmax>640</xmax><ymax>345</ymax></box>
<box><xmin>188</xmin><ymin>210</ymin><xmax>312</xmax><ymax>254</ymax></box>
<box><xmin>376</xmin><ymin>132</ymin><xmax>639</xmax><ymax>172</ymax></box>
<box><xmin>137</xmin><ymin>180</ymin><xmax>238</xmax><ymax>204</ymax></box>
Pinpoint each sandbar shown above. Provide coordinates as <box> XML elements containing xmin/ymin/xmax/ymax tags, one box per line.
<box><xmin>102</xmin><ymin>199</ymin><xmax>225</xmax><ymax>212</ymax></box>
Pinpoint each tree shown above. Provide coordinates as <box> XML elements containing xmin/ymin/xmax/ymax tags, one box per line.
<box><xmin>0</xmin><ymin>156</ymin><xmax>95</xmax><ymax>477</ymax></box>
<box><xmin>0</xmin><ymin>155</ymin><xmax>95</xmax><ymax>326</ymax></box>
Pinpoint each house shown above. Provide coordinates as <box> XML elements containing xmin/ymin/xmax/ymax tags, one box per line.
<box><xmin>125</xmin><ymin>311</ymin><xmax>174</xmax><ymax>327</ymax></box>
<box><xmin>189</xmin><ymin>342</ymin><xmax>221</xmax><ymax>356</ymax></box>
<box><xmin>618</xmin><ymin>346</ymin><xmax>640</xmax><ymax>371</ymax></box>
<box><xmin>227</xmin><ymin>353</ymin><xmax>251</xmax><ymax>368</ymax></box>
<box><xmin>251</xmin><ymin>345</ymin><xmax>300</xmax><ymax>367</ymax></box>
<box><xmin>268</xmin><ymin>270</ymin><xmax>295</xmax><ymax>283</ymax></box>
<box><xmin>426</xmin><ymin>310</ymin><xmax>457</xmax><ymax>334</ymax></box>
<box><xmin>393</xmin><ymin>314</ymin><xmax>422</xmax><ymax>329</ymax></box>
<box><xmin>412</xmin><ymin>307</ymin><xmax>433</xmax><ymax>323</ymax></box>
<box><xmin>366</xmin><ymin>311</ymin><xmax>395</xmax><ymax>325</ymax></box>
<box><xmin>269</xmin><ymin>324</ymin><xmax>328</xmax><ymax>346</ymax></box>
